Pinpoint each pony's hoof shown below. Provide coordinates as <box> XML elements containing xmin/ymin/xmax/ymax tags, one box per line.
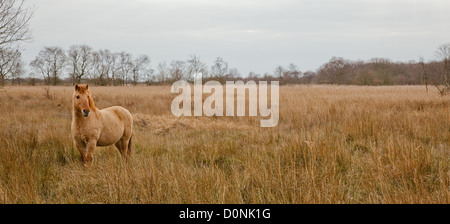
<box><xmin>82</xmin><ymin>160</ymin><xmax>93</xmax><ymax>167</ymax></box>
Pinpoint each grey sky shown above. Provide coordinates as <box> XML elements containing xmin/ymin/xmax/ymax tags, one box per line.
<box><xmin>23</xmin><ymin>0</ymin><xmax>450</xmax><ymax>76</ymax></box>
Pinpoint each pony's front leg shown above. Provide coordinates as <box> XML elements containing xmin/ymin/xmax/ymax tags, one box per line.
<box><xmin>84</xmin><ymin>140</ymin><xmax>97</xmax><ymax>167</ymax></box>
<box><xmin>74</xmin><ymin>141</ymin><xmax>88</xmax><ymax>164</ymax></box>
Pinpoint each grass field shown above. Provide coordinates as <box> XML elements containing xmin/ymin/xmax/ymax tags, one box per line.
<box><xmin>0</xmin><ymin>85</ymin><xmax>448</xmax><ymax>203</ymax></box>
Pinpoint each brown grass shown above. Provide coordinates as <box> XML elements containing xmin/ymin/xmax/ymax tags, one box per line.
<box><xmin>0</xmin><ymin>85</ymin><xmax>448</xmax><ymax>203</ymax></box>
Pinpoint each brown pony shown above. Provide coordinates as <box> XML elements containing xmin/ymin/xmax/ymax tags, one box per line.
<box><xmin>71</xmin><ymin>84</ymin><xmax>133</xmax><ymax>166</ymax></box>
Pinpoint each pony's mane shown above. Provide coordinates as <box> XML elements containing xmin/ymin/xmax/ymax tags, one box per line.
<box><xmin>87</xmin><ymin>90</ymin><xmax>97</xmax><ymax>112</ymax></box>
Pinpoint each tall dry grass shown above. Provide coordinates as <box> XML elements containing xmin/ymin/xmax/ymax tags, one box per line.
<box><xmin>0</xmin><ymin>85</ymin><xmax>448</xmax><ymax>203</ymax></box>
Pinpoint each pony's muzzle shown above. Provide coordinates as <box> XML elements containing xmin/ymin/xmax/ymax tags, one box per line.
<box><xmin>82</xmin><ymin>109</ymin><xmax>90</xmax><ymax>117</ymax></box>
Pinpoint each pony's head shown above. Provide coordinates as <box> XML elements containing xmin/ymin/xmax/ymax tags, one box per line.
<box><xmin>73</xmin><ymin>84</ymin><xmax>95</xmax><ymax>117</ymax></box>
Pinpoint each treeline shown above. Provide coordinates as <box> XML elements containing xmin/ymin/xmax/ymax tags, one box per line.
<box><xmin>1</xmin><ymin>43</ymin><xmax>449</xmax><ymax>94</ymax></box>
<box><xmin>27</xmin><ymin>45</ymin><xmax>152</xmax><ymax>86</ymax></box>
<box><xmin>311</xmin><ymin>57</ymin><xmax>422</xmax><ymax>85</ymax></box>
<box><xmin>3</xmin><ymin>44</ymin><xmax>248</xmax><ymax>86</ymax></box>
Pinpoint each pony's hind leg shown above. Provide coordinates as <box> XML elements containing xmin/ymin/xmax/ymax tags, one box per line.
<box><xmin>127</xmin><ymin>136</ymin><xmax>132</xmax><ymax>157</ymax></box>
<box><xmin>115</xmin><ymin>138</ymin><xmax>129</xmax><ymax>160</ymax></box>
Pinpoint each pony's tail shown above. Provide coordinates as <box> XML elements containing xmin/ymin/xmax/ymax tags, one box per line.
<box><xmin>127</xmin><ymin>135</ymin><xmax>132</xmax><ymax>156</ymax></box>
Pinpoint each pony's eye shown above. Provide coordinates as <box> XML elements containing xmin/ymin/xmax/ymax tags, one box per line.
<box><xmin>76</xmin><ymin>96</ymin><xmax>80</xmax><ymax>99</ymax></box>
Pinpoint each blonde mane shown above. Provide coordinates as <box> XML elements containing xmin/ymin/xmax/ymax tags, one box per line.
<box><xmin>86</xmin><ymin>90</ymin><xmax>97</xmax><ymax>113</ymax></box>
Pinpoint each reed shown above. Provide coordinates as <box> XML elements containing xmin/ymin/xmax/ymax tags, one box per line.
<box><xmin>0</xmin><ymin>85</ymin><xmax>448</xmax><ymax>203</ymax></box>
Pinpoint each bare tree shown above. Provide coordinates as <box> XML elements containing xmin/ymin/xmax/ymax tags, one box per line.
<box><xmin>68</xmin><ymin>44</ymin><xmax>92</xmax><ymax>85</ymax></box>
<box><xmin>169</xmin><ymin>60</ymin><xmax>185</xmax><ymax>81</ymax></box>
<box><xmin>288</xmin><ymin>63</ymin><xmax>301</xmax><ymax>79</ymax></box>
<box><xmin>317</xmin><ymin>57</ymin><xmax>354</xmax><ymax>84</ymax></box>
<box><xmin>92</xmin><ymin>49</ymin><xmax>108</xmax><ymax>85</ymax></box>
<box><xmin>9</xmin><ymin>50</ymin><xmax>23</xmax><ymax>84</ymax></box>
<box><xmin>143</xmin><ymin>67</ymin><xmax>154</xmax><ymax>85</ymax></box>
<box><xmin>156</xmin><ymin>61</ymin><xmax>169</xmax><ymax>84</ymax></box>
<box><xmin>227</xmin><ymin>67</ymin><xmax>240</xmax><ymax>79</ymax></box>
<box><xmin>109</xmin><ymin>52</ymin><xmax>120</xmax><ymax>85</ymax></box>
<box><xmin>117</xmin><ymin>51</ymin><xmax>132</xmax><ymax>86</ymax></box>
<box><xmin>419</xmin><ymin>57</ymin><xmax>429</xmax><ymax>92</ymax></box>
<box><xmin>369</xmin><ymin>58</ymin><xmax>394</xmax><ymax>85</ymax></box>
<box><xmin>248</xmin><ymin>71</ymin><xmax>258</xmax><ymax>79</ymax></box>
<box><xmin>302</xmin><ymin>71</ymin><xmax>315</xmax><ymax>85</ymax></box>
<box><xmin>434</xmin><ymin>43</ymin><xmax>450</xmax><ymax>95</ymax></box>
<box><xmin>0</xmin><ymin>0</ymin><xmax>33</xmax><ymax>48</ymax></box>
<box><xmin>29</xmin><ymin>55</ymin><xmax>48</xmax><ymax>84</ymax></box>
<box><xmin>131</xmin><ymin>54</ymin><xmax>150</xmax><ymax>85</ymax></box>
<box><xmin>0</xmin><ymin>46</ymin><xmax>22</xmax><ymax>85</ymax></box>
<box><xmin>186</xmin><ymin>55</ymin><xmax>207</xmax><ymax>82</ymax></box>
<box><xmin>279</xmin><ymin>63</ymin><xmax>302</xmax><ymax>84</ymax></box>
<box><xmin>30</xmin><ymin>46</ymin><xmax>66</xmax><ymax>85</ymax></box>
<box><xmin>210</xmin><ymin>57</ymin><xmax>228</xmax><ymax>79</ymax></box>
<box><xmin>0</xmin><ymin>0</ymin><xmax>32</xmax><ymax>86</ymax></box>
<box><xmin>274</xmin><ymin>65</ymin><xmax>285</xmax><ymax>84</ymax></box>
<box><xmin>92</xmin><ymin>49</ymin><xmax>121</xmax><ymax>86</ymax></box>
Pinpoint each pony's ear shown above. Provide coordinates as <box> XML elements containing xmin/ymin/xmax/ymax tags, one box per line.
<box><xmin>86</xmin><ymin>84</ymin><xmax>89</xmax><ymax>90</ymax></box>
<box><xmin>75</xmin><ymin>84</ymin><xmax>79</xmax><ymax>91</ymax></box>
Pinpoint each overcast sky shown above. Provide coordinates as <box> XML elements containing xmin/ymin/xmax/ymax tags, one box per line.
<box><xmin>23</xmin><ymin>0</ymin><xmax>450</xmax><ymax>76</ymax></box>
